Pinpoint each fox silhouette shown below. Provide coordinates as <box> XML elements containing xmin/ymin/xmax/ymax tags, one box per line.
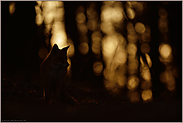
<box><xmin>40</xmin><ymin>44</ymin><xmax>78</xmax><ymax>104</ymax></box>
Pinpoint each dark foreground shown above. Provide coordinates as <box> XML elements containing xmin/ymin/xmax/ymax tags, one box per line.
<box><xmin>1</xmin><ymin>81</ymin><xmax>182</xmax><ymax>122</ymax></box>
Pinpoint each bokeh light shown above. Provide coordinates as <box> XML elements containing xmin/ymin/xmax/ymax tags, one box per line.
<box><xmin>159</xmin><ymin>70</ymin><xmax>176</xmax><ymax>91</ymax></box>
<box><xmin>36</xmin><ymin>1</ymin><xmax>42</xmax><ymax>7</ymax></box>
<box><xmin>93</xmin><ymin>61</ymin><xmax>103</xmax><ymax>76</ymax></box>
<box><xmin>76</xmin><ymin>13</ymin><xmax>86</xmax><ymax>24</ymax></box>
<box><xmin>140</xmin><ymin>65</ymin><xmax>151</xmax><ymax>81</ymax></box>
<box><xmin>101</xmin><ymin>22</ymin><xmax>115</xmax><ymax>34</ymax></box>
<box><xmin>67</xmin><ymin>39</ymin><xmax>75</xmax><ymax>58</ymax></box>
<box><xmin>141</xmin><ymin>89</ymin><xmax>153</xmax><ymax>101</ymax></box>
<box><xmin>35</xmin><ymin>5</ymin><xmax>41</xmax><ymax>14</ymax></box>
<box><xmin>127</xmin><ymin>43</ymin><xmax>137</xmax><ymax>56</ymax></box>
<box><xmin>135</xmin><ymin>22</ymin><xmax>145</xmax><ymax>34</ymax></box>
<box><xmin>102</xmin><ymin>34</ymin><xmax>120</xmax><ymax>58</ymax></box>
<box><xmin>159</xmin><ymin>43</ymin><xmax>172</xmax><ymax>58</ymax></box>
<box><xmin>101</xmin><ymin>5</ymin><xmax>124</xmax><ymax>23</ymax></box>
<box><xmin>79</xmin><ymin>42</ymin><xmax>89</xmax><ymax>55</ymax></box>
<box><xmin>145</xmin><ymin>54</ymin><xmax>152</xmax><ymax>68</ymax></box>
<box><xmin>117</xmin><ymin>64</ymin><xmax>127</xmax><ymax>75</ymax></box>
<box><xmin>35</xmin><ymin>13</ymin><xmax>43</xmax><ymax>26</ymax></box>
<box><xmin>127</xmin><ymin>75</ymin><xmax>139</xmax><ymax>91</ymax></box>
<box><xmin>44</xmin><ymin>11</ymin><xmax>54</xmax><ymax>24</ymax></box>
<box><xmin>158</xmin><ymin>18</ymin><xmax>168</xmax><ymax>29</ymax></box>
<box><xmin>54</xmin><ymin>8</ymin><xmax>64</xmax><ymax>21</ymax></box>
<box><xmin>159</xmin><ymin>8</ymin><xmax>168</xmax><ymax>18</ymax></box>
<box><xmin>9</xmin><ymin>2</ymin><xmax>15</xmax><ymax>15</ymax></box>
<box><xmin>87</xmin><ymin>19</ymin><xmax>98</xmax><ymax>31</ymax></box>
<box><xmin>128</xmin><ymin>58</ymin><xmax>139</xmax><ymax>74</ymax></box>
<box><xmin>126</xmin><ymin>8</ymin><xmax>135</xmax><ymax>19</ymax></box>
<box><xmin>114</xmin><ymin>48</ymin><xmax>127</xmax><ymax>65</ymax></box>
<box><xmin>127</xmin><ymin>22</ymin><xmax>136</xmax><ymax>33</ymax></box>
<box><xmin>77</xmin><ymin>24</ymin><xmax>88</xmax><ymax>35</ymax></box>
<box><xmin>51</xmin><ymin>31</ymin><xmax>67</xmax><ymax>49</ymax></box>
<box><xmin>127</xmin><ymin>33</ymin><xmax>138</xmax><ymax>43</ymax></box>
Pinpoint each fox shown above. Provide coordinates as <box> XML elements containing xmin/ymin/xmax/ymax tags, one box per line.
<box><xmin>40</xmin><ymin>44</ymin><xmax>78</xmax><ymax>105</ymax></box>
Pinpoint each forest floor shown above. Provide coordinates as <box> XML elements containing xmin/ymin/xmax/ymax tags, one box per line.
<box><xmin>1</xmin><ymin>69</ymin><xmax>182</xmax><ymax>122</ymax></box>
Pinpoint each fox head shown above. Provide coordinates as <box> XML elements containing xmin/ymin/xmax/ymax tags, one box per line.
<box><xmin>50</xmin><ymin>44</ymin><xmax>70</xmax><ymax>68</ymax></box>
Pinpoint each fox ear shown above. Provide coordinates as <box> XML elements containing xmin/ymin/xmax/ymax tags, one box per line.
<box><xmin>52</xmin><ymin>44</ymin><xmax>59</xmax><ymax>53</ymax></box>
<box><xmin>62</xmin><ymin>46</ymin><xmax>70</xmax><ymax>53</ymax></box>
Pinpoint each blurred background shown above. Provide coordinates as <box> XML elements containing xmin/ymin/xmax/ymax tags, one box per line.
<box><xmin>1</xmin><ymin>1</ymin><xmax>182</xmax><ymax>122</ymax></box>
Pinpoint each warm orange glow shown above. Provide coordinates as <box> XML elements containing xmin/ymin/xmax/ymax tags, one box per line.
<box><xmin>127</xmin><ymin>1</ymin><xmax>138</xmax><ymax>8</ymax></box>
<box><xmin>112</xmin><ymin>6</ymin><xmax>124</xmax><ymax>23</ymax></box>
<box><xmin>93</xmin><ymin>61</ymin><xmax>103</xmax><ymax>76</ymax></box>
<box><xmin>44</xmin><ymin>11</ymin><xmax>54</xmax><ymax>24</ymax></box>
<box><xmin>159</xmin><ymin>54</ymin><xmax>173</xmax><ymax>63</ymax></box>
<box><xmin>51</xmin><ymin>31</ymin><xmax>67</xmax><ymax>49</ymax></box>
<box><xmin>103</xmin><ymin>68</ymin><xmax>127</xmax><ymax>92</ymax></box>
<box><xmin>145</xmin><ymin>54</ymin><xmax>152</xmax><ymax>68</ymax></box>
<box><xmin>87</xmin><ymin>6</ymin><xmax>97</xmax><ymax>19</ymax></box>
<box><xmin>117</xmin><ymin>75</ymin><xmax>127</xmax><ymax>88</ymax></box>
<box><xmin>135</xmin><ymin>22</ymin><xmax>145</xmax><ymax>34</ymax></box>
<box><xmin>127</xmin><ymin>75</ymin><xmax>139</xmax><ymax>91</ymax></box>
<box><xmin>127</xmin><ymin>33</ymin><xmax>138</xmax><ymax>43</ymax></box>
<box><xmin>126</xmin><ymin>8</ymin><xmax>135</xmax><ymax>19</ymax></box>
<box><xmin>159</xmin><ymin>70</ymin><xmax>176</xmax><ymax>91</ymax></box>
<box><xmin>87</xmin><ymin>19</ymin><xmax>98</xmax><ymax>31</ymax></box>
<box><xmin>44</xmin><ymin>23</ymin><xmax>52</xmax><ymax>35</ymax></box>
<box><xmin>9</xmin><ymin>2</ymin><xmax>15</xmax><ymax>15</ymax></box>
<box><xmin>91</xmin><ymin>31</ymin><xmax>102</xmax><ymax>40</ymax></box>
<box><xmin>117</xmin><ymin>64</ymin><xmax>127</xmax><ymax>75</ymax></box>
<box><xmin>92</xmin><ymin>43</ymin><xmax>101</xmax><ymax>55</ymax></box>
<box><xmin>77</xmin><ymin>24</ymin><xmax>88</xmax><ymax>35</ymax></box>
<box><xmin>135</xmin><ymin>2</ymin><xmax>144</xmax><ymax>15</ymax></box>
<box><xmin>127</xmin><ymin>43</ymin><xmax>137</xmax><ymax>56</ymax></box>
<box><xmin>76</xmin><ymin>13</ymin><xmax>86</xmax><ymax>24</ymax></box>
<box><xmin>102</xmin><ymin>34</ymin><xmax>120</xmax><ymax>57</ymax></box>
<box><xmin>128</xmin><ymin>58</ymin><xmax>139</xmax><ymax>74</ymax></box>
<box><xmin>35</xmin><ymin>14</ymin><xmax>43</xmax><ymax>26</ymax></box>
<box><xmin>127</xmin><ymin>22</ymin><xmax>135</xmax><ymax>33</ymax></box>
<box><xmin>140</xmin><ymin>65</ymin><xmax>151</xmax><ymax>81</ymax></box>
<box><xmin>54</xmin><ymin>8</ymin><xmax>64</xmax><ymax>21</ymax></box>
<box><xmin>159</xmin><ymin>43</ymin><xmax>172</xmax><ymax>58</ymax></box>
<box><xmin>127</xmin><ymin>91</ymin><xmax>140</xmax><ymax>103</ymax></box>
<box><xmin>67</xmin><ymin>39</ymin><xmax>75</xmax><ymax>58</ymax></box>
<box><xmin>101</xmin><ymin>22</ymin><xmax>115</xmax><ymax>34</ymax></box>
<box><xmin>141</xmin><ymin>89</ymin><xmax>153</xmax><ymax>101</ymax></box>
<box><xmin>159</xmin><ymin>8</ymin><xmax>168</xmax><ymax>18</ymax></box>
<box><xmin>67</xmin><ymin>58</ymin><xmax>72</xmax><ymax>75</ymax></box>
<box><xmin>114</xmin><ymin>48</ymin><xmax>127</xmax><ymax>65</ymax></box>
<box><xmin>42</xmin><ymin>1</ymin><xmax>58</xmax><ymax>9</ymax></box>
<box><xmin>39</xmin><ymin>47</ymin><xmax>48</xmax><ymax>59</ymax></box>
<box><xmin>35</xmin><ymin>5</ymin><xmax>41</xmax><ymax>14</ymax></box>
<box><xmin>36</xmin><ymin>1</ymin><xmax>42</xmax><ymax>7</ymax></box>
<box><xmin>140</xmin><ymin>43</ymin><xmax>150</xmax><ymax>54</ymax></box>
<box><xmin>101</xmin><ymin>6</ymin><xmax>124</xmax><ymax>23</ymax></box>
<box><xmin>79</xmin><ymin>42</ymin><xmax>89</xmax><ymax>55</ymax></box>
<box><xmin>101</xmin><ymin>7</ymin><xmax>114</xmax><ymax>22</ymax></box>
